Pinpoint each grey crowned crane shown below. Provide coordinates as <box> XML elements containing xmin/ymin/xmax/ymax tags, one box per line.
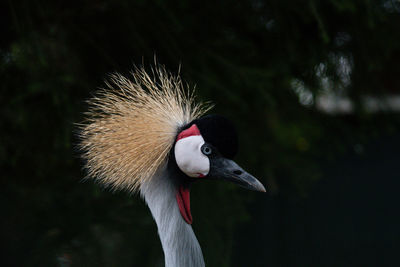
<box><xmin>79</xmin><ymin>65</ymin><xmax>265</xmax><ymax>267</ymax></box>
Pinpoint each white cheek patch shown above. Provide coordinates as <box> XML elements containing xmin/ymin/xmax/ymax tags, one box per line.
<box><xmin>174</xmin><ymin>135</ymin><xmax>210</xmax><ymax>178</ymax></box>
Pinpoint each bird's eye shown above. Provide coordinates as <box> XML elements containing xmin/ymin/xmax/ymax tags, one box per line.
<box><xmin>201</xmin><ymin>144</ymin><xmax>212</xmax><ymax>155</ymax></box>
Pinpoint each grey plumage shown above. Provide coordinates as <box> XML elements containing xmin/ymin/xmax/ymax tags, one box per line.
<box><xmin>141</xmin><ymin>165</ymin><xmax>205</xmax><ymax>267</ymax></box>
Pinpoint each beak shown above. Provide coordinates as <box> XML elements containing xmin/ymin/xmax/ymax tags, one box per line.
<box><xmin>208</xmin><ymin>157</ymin><xmax>266</xmax><ymax>192</ymax></box>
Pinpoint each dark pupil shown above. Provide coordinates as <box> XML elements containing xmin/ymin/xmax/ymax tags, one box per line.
<box><xmin>202</xmin><ymin>145</ymin><xmax>212</xmax><ymax>155</ymax></box>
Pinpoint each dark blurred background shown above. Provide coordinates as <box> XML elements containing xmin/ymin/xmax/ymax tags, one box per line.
<box><xmin>1</xmin><ymin>0</ymin><xmax>400</xmax><ymax>266</ymax></box>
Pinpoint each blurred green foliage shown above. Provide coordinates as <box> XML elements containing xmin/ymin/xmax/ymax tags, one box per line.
<box><xmin>1</xmin><ymin>0</ymin><xmax>400</xmax><ymax>266</ymax></box>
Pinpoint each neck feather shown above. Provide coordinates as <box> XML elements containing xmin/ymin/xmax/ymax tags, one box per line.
<box><xmin>140</xmin><ymin>165</ymin><xmax>205</xmax><ymax>267</ymax></box>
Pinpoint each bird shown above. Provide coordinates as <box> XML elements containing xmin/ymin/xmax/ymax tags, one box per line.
<box><xmin>79</xmin><ymin>64</ymin><xmax>266</xmax><ymax>267</ymax></box>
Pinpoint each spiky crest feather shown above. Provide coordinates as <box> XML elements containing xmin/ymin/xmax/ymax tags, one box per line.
<box><xmin>79</xmin><ymin>65</ymin><xmax>212</xmax><ymax>192</ymax></box>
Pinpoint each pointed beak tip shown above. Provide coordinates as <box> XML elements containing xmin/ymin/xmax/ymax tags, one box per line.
<box><xmin>256</xmin><ymin>183</ymin><xmax>266</xmax><ymax>193</ymax></box>
<box><xmin>244</xmin><ymin>178</ymin><xmax>266</xmax><ymax>193</ymax></box>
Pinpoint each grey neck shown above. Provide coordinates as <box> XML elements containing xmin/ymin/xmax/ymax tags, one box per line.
<box><xmin>140</xmin><ymin>165</ymin><xmax>205</xmax><ymax>267</ymax></box>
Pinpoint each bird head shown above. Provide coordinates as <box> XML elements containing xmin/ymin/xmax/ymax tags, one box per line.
<box><xmin>172</xmin><ymin>114</ymin><xmax>265</xmax><ymax>224</ymax></box>
<box><xmin>79</xmin><ymin>65</ymin><xmax>265</xmax><ymax>225</ymax></box>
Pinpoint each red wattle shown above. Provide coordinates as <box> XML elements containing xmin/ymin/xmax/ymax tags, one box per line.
<box><xmin>176</xmin><ymin>185</ymin><xmax>193</xmax><ymax>224</ymax></box>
